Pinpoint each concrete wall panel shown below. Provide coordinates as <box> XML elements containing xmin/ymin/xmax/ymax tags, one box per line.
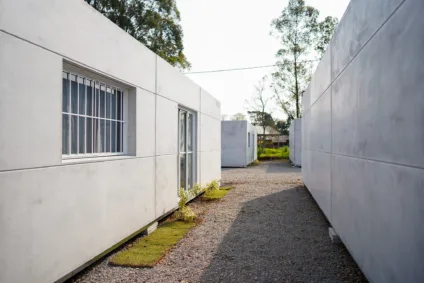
<box><xmin>308</xmin><ymin>88</ymin><xmax>331</xmax><ymax>153</ymax></box>
<box><xmin>155</xmin><ymin>154</ymin><xmax>178</xmax><ymax>217</ymax></box>
<box><xmin>309</xmin><ymin>45</ymin><xmax>331</xmax><ymax>106</ymax></box>
<box><xmin>200</xmin><ymin>114</ymin><xmax>221</xmax><ymax>152</ymax></box>
<box><xmin>0</xmin><ymin>157</ymin><xmax>155</xmax><ymax>283</ymax></box>
<box><xmin>156</xmin><ymin>56</ymin><xmax>200</xmax><ymax>111</ymax></box>
<box><xmin>201</xmin><ymin>89</ymin><xmax>221</xmax><ymax>120</ymax></box>
<box><xmin>156</xmin><ymin>96</ymin><xmax>178</xmax><ymax>156</ymax></box>
<box><xmin>332</xmin><ymin>1</ymin><xmax>424</xmax><ymax>167</ymax></box>
<box><xmin>331</xmin><ymin>0</ymin><xmax>403</xmax><ymax>80</ymax></box>
<box><xmin>0</xmin><ymin>0</ymin><xmax>156</xmax><ymax>93</ymax></box>
<box><xmin>136</xmin><ymin>88</ymin><xmax>155</xmax><ymax>157</ymax></box>
<box><xmin>332</xmin><ymin>155</ymin><xmax>424</xmax><ymax>283</ymax></box>
<box><xmin>0</xmin><ymin>32</ymin><xmax>62</xmax><ymax>171</ymax></box>
<box><xmin>200</xmin><ymin>151</ymin><xmax>221</xmax><ymax>185</ymax></box>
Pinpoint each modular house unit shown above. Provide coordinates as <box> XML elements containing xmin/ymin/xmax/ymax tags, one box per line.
<box><xmin>221</xmin><ymin>121</ymin><xmax>257</xmax><ymax>167</ymax></box>
<box><xmin>0</xmin><ymin>1</ymin><xmax>221</xmax><ymax>282</ymax></box>
<box><xmin>289</xmin><ymin>118</ymin><xmax>301</xmax><ymax>167</ymax></box>
<box><xmin>302</xmin><ymin>0</ymin><xmax>424</xmax><ymax>282</ymax></box>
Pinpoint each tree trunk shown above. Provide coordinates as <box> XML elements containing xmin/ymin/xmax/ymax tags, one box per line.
<box><xmin>294</xmin><ymin>57</ymin><xmax>300</xmax><ymax>118</ymax></box>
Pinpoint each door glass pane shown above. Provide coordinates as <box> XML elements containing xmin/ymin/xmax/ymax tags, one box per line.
<box><xmin>187</xmin><ymin>153</ymin><xmax>193</xmax><ymax>189</ymax></box>
<box><xmin>62</xmin><ymin>114</ymin><xmax>69</xmax><ymax>154</ymax></box>
<box><xmin>117</xmin><ymin>122</ymin><xmax>122</xmax><ymax>152</ymax></box>
<box><xmin>180</xmin><ymin>111</ymin><xmax>186</xmax><ymax>152</ymax></box>
<box><xmin>79</xmin><ymin>116</ymin><xmax>85</xmax><ymax>154</ymax></box>
<box><xmin>117</xmin><ymin>90</ymin><xmax>122</xmax><ymax>120</ymax></box>
<box><xmin>187</xmin><ymin>114</ymin><xmax>193</xmax><ymax>152</ymax></box>
<box><xmin>111</xmin><ymin>121</ymin><xmax>116</xmax><ymax>152</ymax></box>
<box><xmin>180</xmin><ymin>154</ymin><xmax>186</xmax><ymax>190</ymax></box>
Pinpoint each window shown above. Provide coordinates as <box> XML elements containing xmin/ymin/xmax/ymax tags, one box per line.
<box><xmin>179</xmin><ymin>109</ymin><xmax>196</xmax><ymax>191</ymax></box>
<box><xmin>62</xmin><ymin>71</ymin><xmax>125</xmax><ymax>158</ymax></box>
<box><xmin>248</xmin><ymin>132</ymin><xmax>251</xmax><ymax>147</ymax></box>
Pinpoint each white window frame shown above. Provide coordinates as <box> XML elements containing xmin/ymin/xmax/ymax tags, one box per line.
<box><xmin>62</xmin><ymin>70</ymin><xmax>128</xmax><ymax>160</ymax></box>
<box><xmin>178</xmin><ymin>107</ymin><xmax>197</xmax><ymax>192</ymax></box>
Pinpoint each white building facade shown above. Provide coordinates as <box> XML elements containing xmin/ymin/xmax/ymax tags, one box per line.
<box><xmin>302</xmin><ymin>0</ymin><xmax>424</xmax><ymax>282</ymax></box>
<box><xmin>0</xmin><ymin>1</ymin><xmax>221</xmax><ymax>282</ymax></box>
<box><xmin>221</xmin><ymin>121</ymin><xmax>257</xmax><ymax>167</ymax></box>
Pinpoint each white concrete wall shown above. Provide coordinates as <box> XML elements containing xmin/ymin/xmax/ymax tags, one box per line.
<box><xmin>0</xmin><ymin>1</ymin><xmax>221</xmax><ymax>282</ymax></box>
<box><xmin>302</xmin><ymin>0</ymin><xmax>424</xmax><ymax>282</ymax></box>
<box><xmin>289</xmin><ymin>119</ymin><xmax>302</xmax><ymax>166</ymax></box>
<box><xmin>221</xmin><ymin>121</ymin><xmax>247</xmax><ymax>167</ymax></box>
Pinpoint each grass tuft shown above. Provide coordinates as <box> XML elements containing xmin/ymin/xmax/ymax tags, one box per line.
<box><xmin>202</xmin><ymin>186</ymin><xmax>231</xmax><ymax>201</ymax></box>
<box><xmin>109</xmin><ymin>221</ymin><xmax>196</xmax><ymax>268</ymax></box>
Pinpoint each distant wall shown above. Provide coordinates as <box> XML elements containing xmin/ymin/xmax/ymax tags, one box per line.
<box><xmin>221</xmin><ymin>121</ymin><xmax>247</xmax><ymax>167</ymax></box>
<box><xmin>302</xmin><ymin>0</ymin><xmax>424</xmax><ymax>282</ymax></box>
<box><xmin>289</xmin><ymin>118</ymin><xmax>301</xmax><ymax>166</ymax></box>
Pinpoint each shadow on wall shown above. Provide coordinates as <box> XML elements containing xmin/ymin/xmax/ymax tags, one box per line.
<box><xmin>200</xmin><ymin>186</ymin><xmax>366</xmax><ymax>282</ymax></box>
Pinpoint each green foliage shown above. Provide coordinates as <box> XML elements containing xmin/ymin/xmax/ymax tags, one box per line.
<box><xmin>175</xmin><ymin>187</ymin><xmax>196</xmax><ymax>222</ymax></box>
<box><xmin>258</xmin><ymin>146</ymin><xmax>290</xmax><ymax>160</ymax></box>
<box><xmin>250</xmin><ymin>160</ymin><xmax>261</xmax><ymax>166</ymax></box>
<box><xmin>84</xmin><ymin>0</ymin><xmax>191</xmax><ymax>70</ymax></box>
<box><xmin>275</xmin><ymin>118</ymin><xmax>293</xmax><ymax>135</ymax></box>
<box><xmin>191</xmin><ymin>183</ymin><xmax>205</xmax><ymax>196</ymax></box>
<box><xmin>231</xmin><ymin>112</ymin><xmax>247</xmax><ymax>121</ymax></box>
<box><xmin>271</xmin><ymin>0</ymin><xmax>338</xmax><ymax>118</ymax></box>
<box><xmin>203</xmin><ymin>189</ymin><xmax>229</xmax><ymax>201</ymax></box>
<box><xmin>109</xmin><ymin>221</ymin><xmax>196</xmax><ymax>267</ymax></box>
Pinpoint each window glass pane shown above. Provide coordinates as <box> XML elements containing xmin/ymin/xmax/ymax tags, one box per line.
<box><xmin>100</xmin><ymin>85</ymin><xmax>106</xmax><ymax>118</ymax></box>
<box><xmin>79</xmin><ymin>116</ymin><xmax>85</xmax><ymax>154</ymax></box>
<box><xmin>187</xmin><ymin>153</ymin><xmax>193</xmax><ymax>190</ymax></box>
<box><xmin>180</xmin><ymin>111</ymin><xmax>186</xmax><ymax>152</ymax></box>
<box><xmin>100</xmin><ymin>119</ymin><xmax>105</xmax><ymax>152</ymax></box>
<box><xmin>95</xmin><ymin>84</ymin><xmax>100</xmax><ymax>117</ymax></box>
<box><xmin>62</xmin><ymin>114</ymin><xmax>69</xmax><ymax>154</ymax></box>
<box><xmin>71</xmin><ymin>115</ymin><xmax>78</xmax><ymax>154</ymax></box>
<box><xmin>70</xmin><ymin>76</ymin><xmax>78</xmax><ymax>114</ymax></box>
<box><xmin>86</xmin><ymin>81</ymin><xmax>93</xmax><ymax>116</ymax></box>
<box><xmin>117</xmin><ymin>122</ymin><xmax>122</xmax><ymax>152</ymax></box>
<box><xmin>86</xmin><ymin>117</ymin><xmax>93</xmax><ymax>153</ymax></box>
<box><xmin>117</xmin><ymin>90</ymin><xmax>122</xmax><ymax>121</ymax></box>
<box><xmin>62</xmin><ymin>73</ymin><xmax>69</xmax><ymax>112</ymax></box>
<box><xmin>106</xmin><ymin>87</ymin><xmax>111</xmax><ymax>118</ymax></box>
<box><xmin>93</xmin><ymin>118</ymin><xmax>99</xmax><ymax>153</ymax></box>
<box><xmin>187</xmin><ymin>113</ymin><xmax>193</xmax><ymax>152</ymax></box>
<box><xmin>78</xmin><ymin>78</ymin><xmax>86</xmax><ymax>115</ymax></box>
<box><xmin>180</xmin><ymin>154</ymin><xmax>186</xmax><ymax>190</ymax></box>
<box><xmin>111</xmin><ymin>89</ymin><xmax>117</xmax><ymax>120</ymax></box>
<box><xmin>111</xmin><ymin>121</ymin><xmax>116</xmax><ymax>152</ymax></box>
<box><xmin>106</xmin><ymin>120</ymin><xmax>111</xmax><ymax>152</ymax></box>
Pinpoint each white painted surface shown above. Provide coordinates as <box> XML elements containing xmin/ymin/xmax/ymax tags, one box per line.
<box><xmin>302</xmin><ymin>0</ymin><xmax>424</xmax><ymax>282</ymax></box>
<box><xmin>0</xmin><ymin>0</ymin><xmax>221</xmax><ymax>282</ymax></box>
<box><xmin>221</xmin><ymin>121</ymin><xmax>257</xmax><ymax>167</ymax></box>
<box><xmin>289</xmin><ymin>119</ymin><xmax>302</xmax><ymax>166</ymax></box>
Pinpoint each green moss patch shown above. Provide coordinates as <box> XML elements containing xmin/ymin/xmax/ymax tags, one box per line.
<box><xmin>109</xmin><ymin>221</ymin><xmax>196</xmax><ymax>268</ymax></box>
<box><xmin>202</xmin><ymin>186</ymin><xmax>231</xmax><ymax>201</ymax></box>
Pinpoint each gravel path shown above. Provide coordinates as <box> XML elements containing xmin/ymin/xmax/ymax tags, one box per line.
<box><xmin>70</xmin><ymin>161</ymin><xmax>366</xmax><ymax>283</ymax></box>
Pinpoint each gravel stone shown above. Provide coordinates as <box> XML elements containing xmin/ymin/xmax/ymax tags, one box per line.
<box><xmin>69</xmin><ymin>161</ymin><xmax>366</xmax><ymax>283</ymax></box>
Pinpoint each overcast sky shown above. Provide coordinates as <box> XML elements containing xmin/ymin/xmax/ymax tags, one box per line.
<box><xmin>177</xmin><ymin>0</ymin><xmax>351</xmax><ymax>120</ymax></box>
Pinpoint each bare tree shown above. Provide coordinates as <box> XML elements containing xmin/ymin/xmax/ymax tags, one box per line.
<box><xmin>231</xmin><ymin>112</ymin><xmax>246</xmax><ymax>121</ymax></box>
<box><xmin>246</xmin><ymin>76</ymin><xmax>275</xmax><ymax>152</ymax></box>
